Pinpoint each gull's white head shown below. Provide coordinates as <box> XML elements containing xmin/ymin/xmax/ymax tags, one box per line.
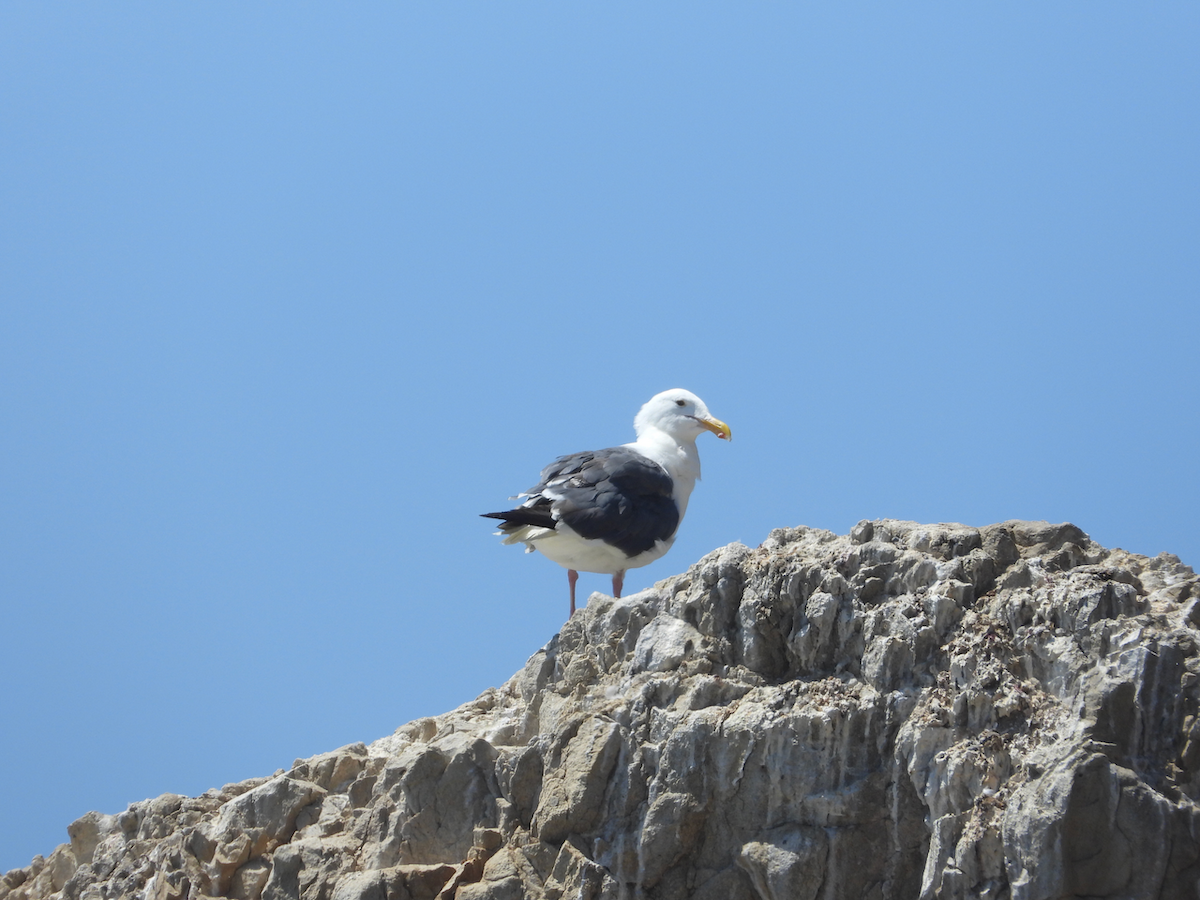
<box><xmin>634</xmin><ymin>389</ymin><xmax>732</xmax><ymax>443</ymax></box>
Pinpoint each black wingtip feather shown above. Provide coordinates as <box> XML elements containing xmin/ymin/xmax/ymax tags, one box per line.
<box><xmin>481</xmin><ymin>509</ymin><xmax>557</xmax><ymax>530</ymax></box>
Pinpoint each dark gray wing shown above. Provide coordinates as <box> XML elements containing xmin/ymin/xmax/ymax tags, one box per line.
<box><xmin>533</xmin><ymin>447</ymin><xmax>680</xmax><ymax>558</ymax></box>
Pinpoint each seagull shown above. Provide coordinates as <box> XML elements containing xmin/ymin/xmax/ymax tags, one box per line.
<box><xmin>483</xmin><ymin>389</ymin><xmax>731</xmax><ymax>617</ymax></box>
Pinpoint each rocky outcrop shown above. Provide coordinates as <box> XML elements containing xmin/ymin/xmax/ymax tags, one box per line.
<box><xmin>5</xmin><ymin>520</ymin><xmax>1200</xmax><ymax>900</ymax></box>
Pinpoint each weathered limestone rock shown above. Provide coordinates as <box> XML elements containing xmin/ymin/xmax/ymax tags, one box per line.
<box><xmin>4</xmin><ymin>520</ymin><xmax>1199</xmax><ymax>900</ymax></box>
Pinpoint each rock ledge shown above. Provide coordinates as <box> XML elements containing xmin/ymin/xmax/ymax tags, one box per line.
<box><xmin>5</xmin><ymin>520</ymin><xmax>1199</xmax><ymax>900</ymax></box>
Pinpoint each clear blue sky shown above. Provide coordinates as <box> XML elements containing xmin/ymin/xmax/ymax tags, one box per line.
<box><xmin>2</xmin><ymin>3</ymin><xmax>1197</xmax><ymax>872</ymax></box>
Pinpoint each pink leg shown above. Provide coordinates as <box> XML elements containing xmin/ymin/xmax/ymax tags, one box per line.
<box><xmin>568</xmin><ymin>569</ymin><xmax>579</xmax><ymax>617</ymax></box>
<box><xmin>612</xmin><ymin>570</ymin><xmax>625</xmax><ymax>599</ymax></box>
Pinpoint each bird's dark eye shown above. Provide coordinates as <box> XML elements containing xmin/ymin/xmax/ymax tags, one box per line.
<box><xmin>675</xmin><ymin>399</ymin><xmax>686</xmax><ymax>406</ymax></box>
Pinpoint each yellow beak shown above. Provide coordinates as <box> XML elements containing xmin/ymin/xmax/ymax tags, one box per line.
<box><xmin>698</xmin><ymin>416</ymin><xmax>732</xmax><ymax>441</ymax></box>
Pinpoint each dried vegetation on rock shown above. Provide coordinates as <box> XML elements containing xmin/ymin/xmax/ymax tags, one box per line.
<box><xmin>5</xmin><ymin>520</ymin><xmax>1200</xmax><ymax>900</ymax></box>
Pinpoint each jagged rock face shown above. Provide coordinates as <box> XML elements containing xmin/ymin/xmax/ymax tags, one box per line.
<box><xmin>5</xmin><ymin>520</ymin><xmax>1200</xmax><ymax>900</ymax></box>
